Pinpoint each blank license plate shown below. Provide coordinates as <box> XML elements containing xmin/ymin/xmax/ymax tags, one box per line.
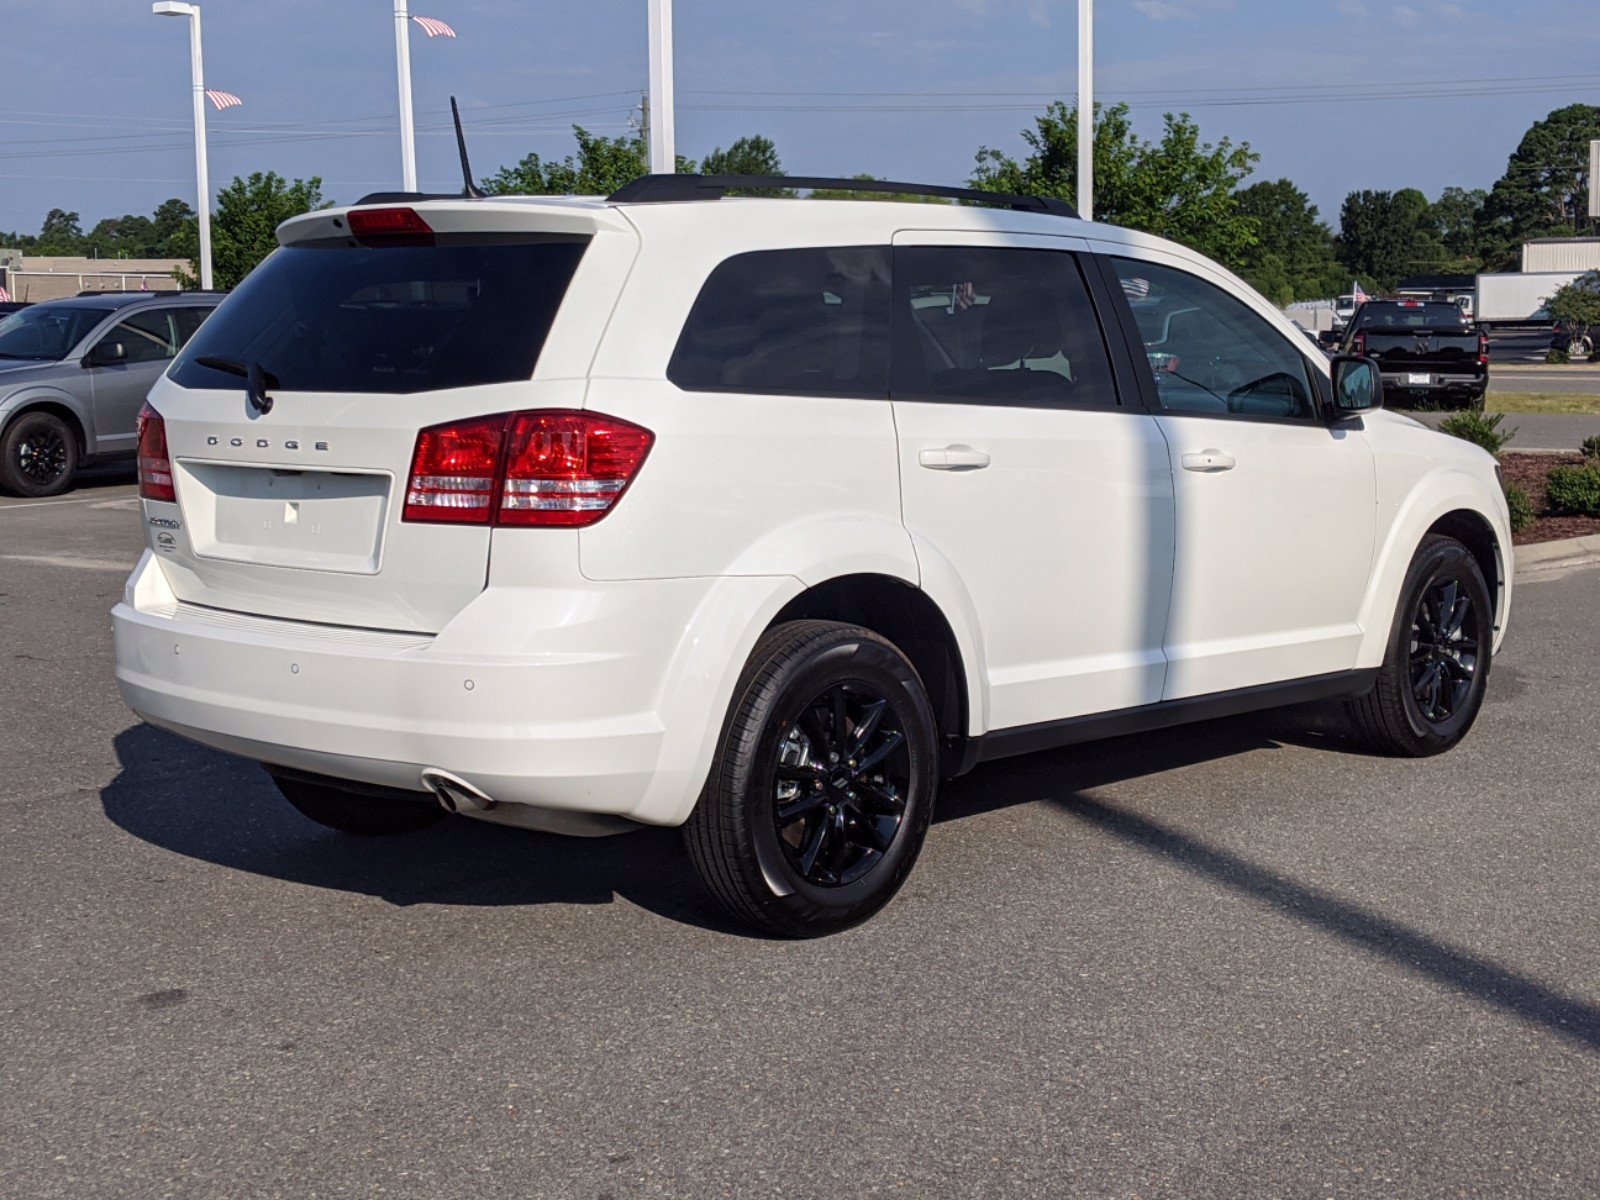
<box><xmin>1407</xmin><ymin>372</ymin><xmax>1432</xmax><ymax>385</ymax></box>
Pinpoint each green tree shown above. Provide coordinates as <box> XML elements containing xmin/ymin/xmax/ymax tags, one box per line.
<box><xmin>1477</xmin><ymin>104</ymin><xmax>1600</xmax><ymax>268</ymax></box>
<box><xmin>1233</xmin><ymin>178</ymin><xmax>1343</xmax><ymax>304</ymax></box>
<box><xmin>699</xmin><ymin>135</ymin><xmax>793</xmax><ymax>196</ymax></box>
<box><xmin>149</xmin><ymin>198</ymin><xmax>197</xmax><ymax>257</ymax></box>
<box><xmin>972</xmin><ymin>101</ymin><xmax>1260</xmax><ymax>269</ymax></box>
<box><xmin>1545</xmin><ymin>271</ymin><xmax>1600</xmax><ymax>336</ymax></box>
<box><xmin>34</xmin><ymin>209</ymin><xmax>86</xmax><ymax>255</ymax></box>
<box><xmin>85</xmin><ymin>214</ymin><xmax>155</xmax><ymax>258</ymax></box>
<box><xmin>1431</xmin><ymin>186</ymin><xmax>1486</xmax><ymax>265</ymax></box>
<box><xmin>1337</xmin><ymin>189</ymin><xmax>1451</xmax><ymax>291</ymax></box>
<box><xmin>176</xmin><ymin>172</ymin><xmax>327</xmax><ymax>289</ymax></box>
<box><xmin>481</xmin><ymin>128</ymin><xmax>697</xmax><ymax>197</ymax></box>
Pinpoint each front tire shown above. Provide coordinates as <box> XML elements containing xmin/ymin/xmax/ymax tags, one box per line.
<box><xmin>1347</xmin><ymin>534</ymin><xmax>1493</xmax><ymax>756</ymax></box>
<box><xmin>685</xmin><ymin>620</ymin><xmax>940</xmax><ymax>938</ymax></box>
<box><xmin>271</xmin><ymin>774</ymin><xmax>446</xmax><ymax>835</ymax></box>
<box><xmin>0</xmin><ymin>410</ymin><xmax>79</xmax><ymax>498</ymax></box>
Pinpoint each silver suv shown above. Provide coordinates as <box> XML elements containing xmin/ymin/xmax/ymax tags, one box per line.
<box><xmin>0</xmin><ymin>292</ymin><xmax>221</xmax><ymax>497</ymax></box>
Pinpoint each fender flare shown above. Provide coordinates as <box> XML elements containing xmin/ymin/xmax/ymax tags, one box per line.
<box><xmin>1355</xmin><ymin>467</ymin><xmax>1511</xmax><ymax>668</ymax></box>
<box><xmin>0</xmin><ymin>386</ymin><xmax>95</xmax><ymax>452</ymax></box>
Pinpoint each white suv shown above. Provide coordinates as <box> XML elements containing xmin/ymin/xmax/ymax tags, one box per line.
<box><xmin>113</xmin><ymin>176</ymin><xmax>1512</xmax><ymax>936</ymax></box>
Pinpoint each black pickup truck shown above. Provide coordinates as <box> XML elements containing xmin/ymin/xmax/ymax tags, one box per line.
<box><xmin>1339</xmin><ymin>300</ymin><xmax>1488</xmax><ymax>409</ymax></box>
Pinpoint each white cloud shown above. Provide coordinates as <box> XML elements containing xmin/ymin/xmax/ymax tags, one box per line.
<box><xmin>1026</xmin><ymin>0</ymin><xmax>1051</xmax><ymax>27</ymax></box>
<box><xmin>1132</xmin><ymin>0</ymin><xmax>1237</xmax><ymax>19</ymax></box>
<box><xmin>1133</xmin><ymin>0</ymin><xmax>1190</xmax><ymax>17</ymax></box>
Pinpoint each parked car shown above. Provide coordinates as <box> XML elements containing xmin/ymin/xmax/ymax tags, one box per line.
<box><xmin>1551</xmin><ymin>320</ymin><xmax>1594</xmax><ymax>358</ymax></box>
<box><xmin>1339</xmin><ymin>299</ymin><xmax>1489</xmax><ymax>409</ymax></box>
<box><xmin>113</xmin><ymin>178</ymin><xmax>1512</xmax><ymax>937</ymax></box>
<box><xmin>0</xmin><ymin>291</ymin><xmax>222</xmax><ymax>496</ymax></box>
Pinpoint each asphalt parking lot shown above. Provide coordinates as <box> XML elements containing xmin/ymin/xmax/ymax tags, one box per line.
<box><xmin>3</xmin><ymin>480</ymin><xmax>1599</xmax><ymax>1199</ymax></box>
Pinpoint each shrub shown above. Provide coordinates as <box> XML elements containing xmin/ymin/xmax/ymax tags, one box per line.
<box><xmin>1546</xmin><ymin>349</ymin><xmax>1570</xmax><ymax>365</ymax></box>
<box><xmin>1504</xmin><ymin>484</ymin><xmax>1536</xmax><ymax>535</ymax></box>
<box><xmin>1438</xmin><ymin>410</ymin><xmax>1518</xmax><ymax>457</ymax></box>
<box><xmin>1582</xmin><ymin>434</ymin><xmax>1600</xmax><ymax>463</ymax></box>
<box><xmin>1545</xmin><ymin>464</ymin><xmax>1600</xmax><ymax>517</ymax></box>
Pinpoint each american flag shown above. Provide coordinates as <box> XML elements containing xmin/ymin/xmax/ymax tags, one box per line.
<box><xmin>411</xmin><ymin>15</ymin><xmax>456</xmax><ymax>37</ymax></box>
<box><xmin>1353</xmin><ymin>281</ymin><xmax>1370</xmax><ymax>302</ymax></box>
<box><xmin>205</xmin><ymin>90</ymin><xmax>243</xmax><ymax>111</ymax></box>
<box><xmin>0</xmin><ymin>286</ymin><xmax>10</xmax><ymax>302</ymax></box>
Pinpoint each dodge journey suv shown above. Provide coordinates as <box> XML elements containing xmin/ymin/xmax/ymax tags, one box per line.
<box><xmin>113</xmin><ymin>176</ymin><xmax>1512</xmax><ymax>936</ymax></box>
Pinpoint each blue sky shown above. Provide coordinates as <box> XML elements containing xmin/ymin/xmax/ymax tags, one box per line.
<box><xmin>3</xmin><ymin>0</ymin><xmax>1597</xmax><ymax>238</ymax></box>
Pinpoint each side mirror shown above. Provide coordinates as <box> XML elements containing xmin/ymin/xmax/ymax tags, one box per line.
<box><xmin>1329</xmin><ymin>355</ymin><xmax>1383</xmax><ymax>418</ymax></box>
<box><xmin>85</xmin><ymin>341</ymin><xmax>127</xmax><ymax>368</ymax></box>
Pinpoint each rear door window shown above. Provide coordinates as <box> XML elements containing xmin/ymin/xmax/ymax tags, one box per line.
<box><xmin>170</xmin><ymin>237</ymin><xmax>588</xmax><ymax>395</ymax></box>
<box><xmin>891</xmin><ymin>246</ymin><xmax>1117</xmax><ymax>407</ymax></box>
<box><xmin>668</xmin><ymin>247</ymin><xmax>891</xmax><ymax>396</ymax></box>
<box><xmin>108</xmin><ymin>308</ymin><xmax>181</xmax><ymax>363</ymax></box>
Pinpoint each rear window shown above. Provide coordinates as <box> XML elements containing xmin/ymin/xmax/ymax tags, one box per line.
<box><xmin>668</xmin><ymin>247</ymin><xmax>891</xmax><ymax>396</ymax></box>
<box><xmin>1353</xmin><ymin>302</ymin><xmax>1467</xmax><ymax>331</ymax></box>
<box><xmin>170</xmin><ymin>237</ymin><xmax>588</xmax><ymax>395</ymax></box>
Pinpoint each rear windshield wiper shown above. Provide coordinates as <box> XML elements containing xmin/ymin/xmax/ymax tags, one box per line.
<box><xmin>196</xmin><ymin>355</ymin><xmax>277</xmax><ymax>415</ymax></box>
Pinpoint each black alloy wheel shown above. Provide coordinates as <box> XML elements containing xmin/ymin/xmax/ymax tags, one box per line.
<box><xmin>1347</xmin><ymin>534</ymin><xmax>1493</xmax><ymax>757</ymax></box>
<box><xmin>770</xmin><ymin>682</ymin><xmax>912</xmax><ymax>887</ymax></box>
<box><xmin>1407</xmin><ymin>578</ymin><xmax>1481</xmax><ymax>727</ymax></box>
<box><xmin>0</xmin><ymin>411</ymin><xmax>79</xmax><ymax>498</ymax></box>
<box><xmin>685</xmin><ymin>620</ymin><xmax>940</xmax><ymax>938</ymax></box>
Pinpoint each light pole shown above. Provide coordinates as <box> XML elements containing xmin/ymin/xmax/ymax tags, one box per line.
<box><xmin>152</xmin><ymin>1</ymin><xmax>213</xmax><ymax>289</ymax></box>
<box><xmin>394</xmin><ymin>0</ymin><xmax>418</xmax><ymax>191</ymax></box>
<box><xmin>1078</xmin><ymin>0</ymin><xmax>1093</xmax><ymax>221</ymax></box>
<box><xmin>647</xmin><ymin>0</ymin><xmax>676</xmax><ymax>174</ymax></box>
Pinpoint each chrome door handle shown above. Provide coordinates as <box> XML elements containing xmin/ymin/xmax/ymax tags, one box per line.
<box><xmin>1181</xmin><ymin>449</ymin><xmax>1236</xmax><ymax>473</ymax></box>
<box><xmin>919</xmin><ymin>445</ymin><xmax>991</xmax><ymax>471</ymax></box>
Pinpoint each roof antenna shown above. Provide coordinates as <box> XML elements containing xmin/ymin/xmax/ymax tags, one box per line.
<box><xmin>451</xmin><ymin>97</ymin><xmax>486</xmax><ymax>199</ymax></box>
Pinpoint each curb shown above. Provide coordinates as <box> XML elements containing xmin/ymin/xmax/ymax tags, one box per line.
<box><xmin>1515</xmin><ymin>533</ymin><xmax>1600</xmax><ymax>578</ymax></box>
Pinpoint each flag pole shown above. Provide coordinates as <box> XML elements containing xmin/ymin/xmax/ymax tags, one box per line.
<box><xmin>1078</xmin><ymin>0</ymin><xmax>1093</xmax><ymax>221</ymax></box>
<box><xmin>647</xmin><ymin>0</ymin><xmax>676</xmax><ymax>174</ymax></box>
<box><xmin>395</xmin><ymin>0</ymin><xmax>418</xmax><ymax>191</ymax></box>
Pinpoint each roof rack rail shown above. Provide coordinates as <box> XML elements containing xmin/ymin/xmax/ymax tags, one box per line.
<box><xmin>607</xmin><ymin>174</ymin><xmax>1079</xmax><ymax>217</ymax></box>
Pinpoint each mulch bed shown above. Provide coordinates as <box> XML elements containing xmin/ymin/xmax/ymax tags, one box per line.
<box><xmin>1500</xmin><ymin>452</ymin><xmax>1600</xmax><ymax>545</ymax></box>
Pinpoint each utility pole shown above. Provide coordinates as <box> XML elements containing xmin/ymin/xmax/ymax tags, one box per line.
<box><xmin>646</xmin><ymin>0</ymin><xmax>676</xmax><ymax>173</ymax></box>
<box><xmin>1078</xmin><ymin>0</ymin><xmax>1094</xmax><ymax>221</ymax></box>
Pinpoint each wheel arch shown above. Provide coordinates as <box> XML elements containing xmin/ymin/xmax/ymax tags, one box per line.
<box><xmin>1356</xmin><ymin>472</ymin><xmax>1511</xmax><ymax>668</ymax></box>
<box><xmin>769</xmin><ymin>573</ymin><xmax>976</xmax><ymax>776</ymax></box>
<box><xmin>1</xmin><ymin>390</ymin><xmax>93</xmax><ymax>459</ymax></box>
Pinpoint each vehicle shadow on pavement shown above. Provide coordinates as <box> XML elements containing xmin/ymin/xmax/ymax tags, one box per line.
<box><xmin>99</xmin><ymin>723</ymin><xmax>748</xmax><ymax>936</ymax></box>
<box><xmin>943</xmin><ymin>711</ymin><xmax>1600</xmax><ymax>1056</ymax></box>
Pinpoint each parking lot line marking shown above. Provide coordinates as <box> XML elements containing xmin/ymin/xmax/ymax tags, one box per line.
<box><xmin>1</xmin><ymin>553</ymin><xmax>137</xmax><ymax>573</ymax></box>
<box><xmin>0</xmin><ymin>491</ymin><xmax>138</xmax><ymax>512</ymax></box>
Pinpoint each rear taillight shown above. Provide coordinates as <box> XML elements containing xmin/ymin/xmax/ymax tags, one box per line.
<box><xmin>402</xmin><ymin>410</ymin><xmax>653</xmax><ymax>528</ymax></box>
<box><xmin>1352</xmin><ymin>333</ymin><xmax>1367</xmax><ymax>356</ymax></box>
<box><xmin>402</xmin><ymin>414</ymin><xmax>506</xmax><ymax>523</ymax></box>
<box><xmin>137</xmin><ymin>403</ymin><xmax>175</xmax><ymax>502</ymax></box>
<box><xmin>1478</xmin><ymin>333</ymin><xmax>1490</xmax><ymax>365</ymax></box>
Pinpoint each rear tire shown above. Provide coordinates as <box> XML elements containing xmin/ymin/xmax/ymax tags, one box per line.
<box><xmin>0</xmin><ymin>410</ymin><xmax>79</xmax><ymax>498</ymax></box>
<box><xmin>685</xmin><ymin>620</ymin><xmax>940</xmax><ymax>938</ymax></box>
<box><xmin>271</xmin><ymin>775</ymin><xmax>446</xmax><ymax>835</ymax></box>
<box><xmin>1347</xmin><ymin>534</ymin><xmax>1493</xmax><ymax>757</ymax></box>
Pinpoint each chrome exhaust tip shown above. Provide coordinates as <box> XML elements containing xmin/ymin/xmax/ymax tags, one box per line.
<box><xmin>421</xmin><ymin>769</ymin><xmax>497</xmax><ymax>814</ymax></box>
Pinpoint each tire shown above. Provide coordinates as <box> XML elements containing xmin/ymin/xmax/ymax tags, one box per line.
<box><xmin>685</xmin><ymin>620</ymin><xmax>940</xmax><ymax>938</ymax></box>
<box><xmin>1347</xmin><ymin>534</ymin><xmax>1493</xmax><ymax>757</ymax></box>
<box><xmin>271</xmin><ymin>774</ymin><xmax>446</xmax><ymax>835</ymax></box>
<box><xmin>0</xmin><ymin>410</ymin><xmax>79</xmax><ymax>498</ymax></box>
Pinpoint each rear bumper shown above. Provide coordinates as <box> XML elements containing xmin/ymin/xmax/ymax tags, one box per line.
<box><xmin>113</xmin><ymin>551</ymin><xmax>789</xmax><ymax>828</ymax></box>
<box><xmin>1379</xmin><ymin>371</ymin><xmax>1485</xmax><ymax>394</ymax></box>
